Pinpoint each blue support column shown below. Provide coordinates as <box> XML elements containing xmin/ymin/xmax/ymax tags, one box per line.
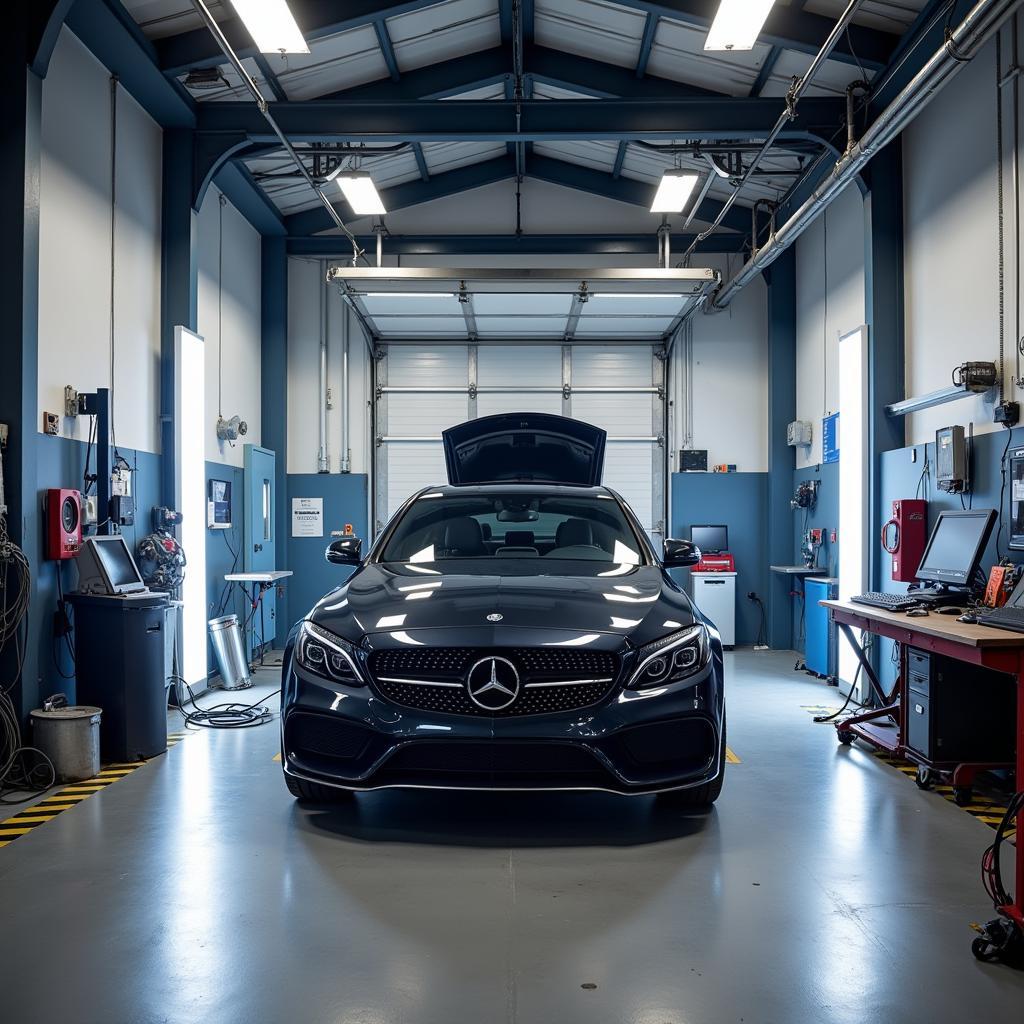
<box><xmin>262</xmin><ymin>237</ymin><xmax>290</xmax><ymax>640</ymax></box>
<box><xmin>864</xmin><ymin>139</ymin><xmax>905</xmax><ymax>590</ymax></box>
<box><xmin>0</xmin><ymin>16</ymin><xmax>43</xmax><ymax>719</ymax></box>
<box><xmin>160</xmin><ymin>129</ymin><xmax>198</xmax><ymax>508</ymax></box>
<box><xmin>764</xmin><ymin>249</ymin><xmax>797</xmax><ymax>650</ymax></box>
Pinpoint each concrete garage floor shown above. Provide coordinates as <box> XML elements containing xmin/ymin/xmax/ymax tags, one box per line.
<box><xmin>0</xmin><ymin>650</ymin><xmax>1022</xmax><ymax>1023</ymax></box>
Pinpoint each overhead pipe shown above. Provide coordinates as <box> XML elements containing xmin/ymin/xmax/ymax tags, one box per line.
<box><xmin>712</xmin><ymin>0</ymin><xmax>1022</xmax><ymax>310</ymax></box>
<box><xmin>317</xmin><ymin>261</ymin><xmax>330</xmax><ymax>473</ymax></box>
<box><xmin>681</xmin><ymin>0</ymin><xmax>866</xmax><ymax>259</ymax></box>
<box><xmin>189</xmin><ymin>0</ymin><xmax>364</xmax><ymax>264</ymax></box>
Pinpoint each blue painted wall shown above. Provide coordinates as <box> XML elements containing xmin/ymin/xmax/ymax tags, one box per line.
<box><xmin>26</xmin><ymin>443</ymin><xmax>258</xmax><ymax>700</ymax></box>
<box><xmin>875</xmin><ymin>427</ymin><xmax>1021</xmax><ymax>687</ymax></box>
<box><xmin>671</xmin><ymin>472</ymin><xmax>768</xmax><ymax>645</ymax></box>
<box><xmin>284</xmin><ymin>474</ymin><xmax>369</xmax><ymax>635</ymax></box>
<box><xmin>790</xmin><ymin>461</ymin><xmax>839</xmax><ymax>652</ymax></box>
<box><xmin>31</xmin><ymin>435</ymin><xmax>161</xmax><ymax>704</ymax></box>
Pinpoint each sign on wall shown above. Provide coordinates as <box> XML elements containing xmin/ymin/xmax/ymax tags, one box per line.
<box><xmin>291</xmin><ymin>497</ymin><xmax>323</xmax><ymax>538</ymax></box>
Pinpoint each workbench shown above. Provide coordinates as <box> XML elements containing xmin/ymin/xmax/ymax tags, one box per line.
<box><xmin>823</xmin><ymin>599</ymin><xmax>1023</xmax><ymax>953</ymax></box>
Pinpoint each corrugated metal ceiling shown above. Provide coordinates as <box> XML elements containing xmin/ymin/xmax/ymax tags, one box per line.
<box><xmin>119</xmin><ymin>0</ymin><xmax>919</xmax><ymax>222</ymax></box>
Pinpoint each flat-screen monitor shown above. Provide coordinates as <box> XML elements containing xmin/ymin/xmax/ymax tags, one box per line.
<box><xmin>76</xmin><ymin>535</ymin><xmax>147</xmax><ymax>596</ymax></box>
<box><xmin>690</xmin><ymin>524</ymin><xmax>728</xmax><ymax>554</ymax></box>
<box><xmin>915</xmin><ymin>509</ymin><xmax>996</xmax><ymax>587</ymax></box>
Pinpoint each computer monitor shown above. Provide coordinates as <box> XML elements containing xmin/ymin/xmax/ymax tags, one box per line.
<box><xmin>76</xmin><ymin>535</ymin><xmax>148</xmax><ymax>596</ymax></box>
<box><xmin>690</xmin><ymin>524</ymin><xmax>728</xmax><ymax>554</ymax></box>
<box><xmin>915</xmin><ymin>509</ymin><xmax>996</xmax><ymax>588</ymax></box>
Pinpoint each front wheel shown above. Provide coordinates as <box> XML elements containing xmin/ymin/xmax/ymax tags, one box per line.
<box><xmin>284</xmin><ymin>771</ymin><xmax>355</xmax><ymax>803</ymax></box>
<box><xmin>657</xmin><ymin>718</ymin><xmax>726</xmax><ymax>808</ymax></box>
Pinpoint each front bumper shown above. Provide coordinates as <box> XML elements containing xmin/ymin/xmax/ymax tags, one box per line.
<box><xmin>281</xmin><ymin>652</ymin><xmax>724</xmax><ymax>795</ymax></box>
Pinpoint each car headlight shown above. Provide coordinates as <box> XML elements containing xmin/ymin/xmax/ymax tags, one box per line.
<box><xmin>295</xmin><ymin>621</ymin><xmax>365</xmax><ymax>687</ymax></box>
<box><xmin>628</xmin><ymin>625</ymin><xmax>710</xmax><ymax>689</ymax></box>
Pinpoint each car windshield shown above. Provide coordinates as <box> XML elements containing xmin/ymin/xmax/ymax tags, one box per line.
<box><xmin>380</xmin><ymin>492</ymin><xmax>646</xmax><ymax>564</ymax></box>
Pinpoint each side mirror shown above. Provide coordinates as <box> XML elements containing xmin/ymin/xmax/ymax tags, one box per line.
<box><xmin>326</xmin><ymin>537</ymin><xmax>362</xmax><ymax>565</ymax></box>
<box><xmin>663</xmin><ymin>538</ymin><xmax>701</xmax><ymax>568</ymax></box>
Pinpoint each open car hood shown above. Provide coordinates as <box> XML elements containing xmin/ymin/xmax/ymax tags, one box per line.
<box><xmin>442</xmin><ymin>413</ymin><xmax>606</xmax><ymax>487</ymax></box>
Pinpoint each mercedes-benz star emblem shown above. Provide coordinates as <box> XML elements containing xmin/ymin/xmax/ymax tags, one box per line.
<box><xmin>466</xmin><ymin>656</ymin><xmax>520</xmax><ymax>711</ymax></box>
<box><xmin>486</xmin><ymin>612</ymin><xmax>503</xmax><ymax>622</ymax></box>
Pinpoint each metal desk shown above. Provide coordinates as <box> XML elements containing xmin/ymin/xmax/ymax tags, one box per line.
<box><xmin>224</xmin><ymin>571</ymin><xmax>293</xmax><ymax>665</ymax></box>
<box><xmin>823</xmin><ymin>599</ymin><xmax>1023</xmax><ymax>953</ymax></box>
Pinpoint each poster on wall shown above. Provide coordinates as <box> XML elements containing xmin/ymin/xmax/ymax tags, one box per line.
<box><xmin>291</xmin><ymin>497</ymin><xmax>324</xmax><ymax>538</ymax></box>
<box><xmin>822</xmin><ymin>413</ymin><xmax>839</xmax><ymax>464</ymax></box>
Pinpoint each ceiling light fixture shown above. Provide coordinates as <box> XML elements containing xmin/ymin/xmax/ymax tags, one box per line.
<box><xmin>335</xmin><ymin>171</ymin><xmax>387</xmax><ymax>215</ymax></box>
<box><xmin>229</xmin><ymin>0</ymin><xmax>310</xmax><ymax>54</ymax></box>
<box><xmin>704</xmin><ymin>0</ymin><xmax>777</xmax><ymax>51</ymax></box>
<box><xmin>650</xmin><ymin>171</ymin><xmax>699</xmax><ymax>213</ymax></box>
<box><xmin>591</xmin><ymin>293</ymin><xmax>685</xmax><ymax>299</ymax></box>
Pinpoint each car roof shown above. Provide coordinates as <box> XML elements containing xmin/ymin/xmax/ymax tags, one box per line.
<box><xmin>416</xmin><ymin>483</ymin><xmax>617</xmax><ymax>499</ymax></box>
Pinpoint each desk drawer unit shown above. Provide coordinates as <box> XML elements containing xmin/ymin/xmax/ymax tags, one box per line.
<box><xmin>904</xmin><ymin>648</ymin><xmax>1016</xmax><ymax>764</ymax></box>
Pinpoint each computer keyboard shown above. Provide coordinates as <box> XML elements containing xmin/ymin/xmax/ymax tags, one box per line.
<box><xmin>850</xmin><ymin>592</ymin><xmax>921</xmax><ymax>612</ymax></box>
<box><xmin>976</xmin><ymin>607</ymin><xmax>1024</xmax><ymax>632</ymax></box>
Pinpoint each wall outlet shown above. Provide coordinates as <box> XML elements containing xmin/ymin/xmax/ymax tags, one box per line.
<box><xmin>43</xmin><ymin>412</ymin><xmax>60</xmax><ymax>435</ymax></box>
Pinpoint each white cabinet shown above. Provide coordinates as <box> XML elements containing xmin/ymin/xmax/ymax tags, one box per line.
<box><xmin>691</xmin><ymin>572</ymin><xmax>737</xmax><ymax>647</ymax></box>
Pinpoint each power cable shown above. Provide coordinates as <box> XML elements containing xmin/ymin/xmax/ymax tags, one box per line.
<box><xmin>171</xmin><ymin>675</ymin><xmax>278</xmax><ymax>730</ymax></box>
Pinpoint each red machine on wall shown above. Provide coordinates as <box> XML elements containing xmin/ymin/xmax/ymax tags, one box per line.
<box><xmin>882</xmin><ymin>499</ymin><xmax>928</xmax><ymax>583</ymax></box>
<box><xmin>46</xmin><ymin>488</ymin><xmax>82</xmax><ymax>560</ymax></box>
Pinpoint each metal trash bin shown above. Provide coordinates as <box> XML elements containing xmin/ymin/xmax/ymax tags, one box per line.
<box><xmin>208</xmin><ymin>615</ymin><xmax>252</xmax><ymax>690</ymax></box>
<box><xmin>30</xmin><ymin>706</ymin><xmax>102</xmax><ymax>782</ymax></box>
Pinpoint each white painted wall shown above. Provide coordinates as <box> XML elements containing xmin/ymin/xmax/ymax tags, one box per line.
<box><xmin>197</xmin><ymin>188</ymin><xmax>263</xmax><ymax>466</ymax></box>
<box><xmin>687</xmin><ymin>255</ymin><xmax>768</xmax><ymax>471</ymax></box>
<box><xmin>903</xmin><ymin>35</ymin><xmax>1005</xmax><ymax>444</ymax></box>
<box><xmin>38</xmin><ymin>28</ymin><xmax>162</xmax><ymax>453</ymax></box>
<box><xmin>287</xmin><ymin>259</ymin><xmax>373</xmax><ymax>476</ymax></box>
<box><xmin>794</xmin><ymin>185</ymin><xmax>866</xmax><ymax>468</ymax></box>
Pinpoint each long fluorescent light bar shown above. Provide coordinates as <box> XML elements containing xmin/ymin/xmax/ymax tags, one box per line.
<box><xmin>705</xmin><ymin>0</ymin><xmax>777</xmax><ymax>51</ymax></box>
<box><xmin>365</xmin><ymin>293</ymin><xmax>454</xmax><ymax>298</ymax></box>
<box><xmin>650</xmin><ymin>171</ymin><xmax>699</xmax><ymax>213</ymax></box>
<box><xmin>335</xmin><ymin>172</ymin><xmax>387</xmax><ymax>215</ymax></box>
<box><xmin>229</xmin><ymin>0</ymin><xmax>310</xmax><ymax>54</ymax></box>
<box><xmin>592</xmin><ymin>293</ymin><xmax>685</xmax><ymax>299</ymax></box>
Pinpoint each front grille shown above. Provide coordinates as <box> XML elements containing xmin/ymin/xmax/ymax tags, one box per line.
<box><xmin>368</xmin><ymin>647</ymin><xmax>619</xmax><ymax>717</ymax></box>
<box><xmin>374</xmin><ymin>741</ymin><xmax>611</xmax><ymax>788</ymax></box>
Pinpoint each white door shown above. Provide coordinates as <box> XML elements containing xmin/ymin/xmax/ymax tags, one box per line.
<box><xmin>374</xmin><ymin>343</ymin><xmax>665</xmax><ymax>539</ymax></box>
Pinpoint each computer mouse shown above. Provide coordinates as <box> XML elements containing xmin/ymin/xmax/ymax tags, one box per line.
<box><xmin>957</xmin><ymin>613</ymin><xmax>978</xmax><ymax>624</ymax></box>
<box><xmin>937</xmin><ymin>606</ymin><xmax>963</xmax><ymax>615</ymax></box>
<box><xmin>906</xmin><ymin>608</ymin><xmax>929</xmax><ymax>617</ymax></box>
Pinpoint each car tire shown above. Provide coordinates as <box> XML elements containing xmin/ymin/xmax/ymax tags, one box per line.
<box><xmin>656</xmin><ymin>717</ymin><xmax>726</xmax><ymax>808</ymax></box>
<box><xmin>284</xmin><ymin>772</ymin><xmax>355</xmax><ymax>803</ymax></box>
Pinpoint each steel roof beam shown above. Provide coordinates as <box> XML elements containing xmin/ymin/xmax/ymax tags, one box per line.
<box><xmin>636</xmin><ymin>13</ymin><xmax>658</xmax><ymax>78</ymax></box>
<box><xmin>283</xmin><ymin>152</ymin><xmax>752</xmax><ymax>234</ymax></box>
<box><xmin>155</xmin><ymin>0</ymin><xmax>896</xmax><ymax>74</ymax></box>
<box><xmin>286</xmin><ymin>233</ymin><xmax>747</xmax><ymax>255</ymax></box>
<box><xmin>320</xmin><ymin>45</ymin><xmax>727</xmax><ymax>102</ymax></box>
<box><xmin>197</xmin><ymin>95</ymin><xmax>845</xmax><ymax>144</ymax></box>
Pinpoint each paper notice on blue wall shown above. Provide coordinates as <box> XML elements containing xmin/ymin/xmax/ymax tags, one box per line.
<box><xmin>822</xmin><ymin>413</ymin><xmax>839</xmax><ymax>464</ymax></box>
<box><xmin>291</xmin><ymin>497</ymin><xmax>323</xmax><ymax>538</ymax></box>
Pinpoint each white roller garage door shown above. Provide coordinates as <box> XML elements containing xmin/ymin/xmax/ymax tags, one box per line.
<box><xmin>375</xmin><ymin>343</ymin><xmax>665</xmax><ymax>541</ymax></box>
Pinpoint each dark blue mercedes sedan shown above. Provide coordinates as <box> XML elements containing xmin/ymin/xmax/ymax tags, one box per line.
<box><xmin>280</xmin><ymin>413</ymin><xmax>726</xmax><ymax>805</ymax></box>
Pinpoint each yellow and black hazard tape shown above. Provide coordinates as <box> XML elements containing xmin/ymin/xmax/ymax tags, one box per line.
<box><xmin>0</xmin><ymin>731</ymin><xmax>190</xmax><ymax>850</ymax></box>
<box><xmin>869</xmin><ymin>749</ymin><xmax>1016</xmax><ymax>844</ymax></box>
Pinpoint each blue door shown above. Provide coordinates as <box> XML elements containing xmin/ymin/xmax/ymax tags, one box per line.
<box><xmin>243</xmin><ymin>445</ymin><xmax>277</xmax><ymax>658</ymax></box>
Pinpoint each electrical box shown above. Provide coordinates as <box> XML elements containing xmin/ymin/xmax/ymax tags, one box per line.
<box><xmin>46</xmin><ymin>489</ymin><xmax>82</xmax><ymax>560</ymax></box>
<box><xmin>882</xmin><ymin>499</ymin><xmax>928</xmax><ymax>583</ymax></box>
<box><xmin>208</xmin><ymin>478</ymin><xmax>232</xmax><ymax>529</ymax></box>
<box><xmin>679</xmin><ymin>449</ymin><xmax>708</xmax><ymax>472</ymax></box>
<box><xmin>787</xmin><ymin>420</ymin><xmax>812</xmax><ymax>447</ymax></box>
<box><xmin>936</xmin><ymin>425</ymin><xmax>968</xmax><ymax>493</ymax></box>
